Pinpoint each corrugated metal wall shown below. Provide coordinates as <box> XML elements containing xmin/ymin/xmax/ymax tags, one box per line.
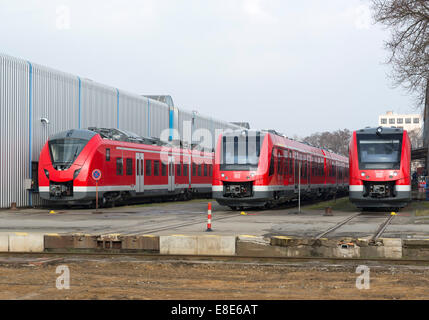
<box><xmin>118</xmin><ymin>90</ymin><xmax>148</xmax><ymax>137</ymax></box>
<box><xmin>0</xmin><ymin>53</ymin><xmax>242</xmax><ymax>208</ymax></box>
<box><xmin>80</xmin><ymin>80</ymin><xmax>117</xmax><ymax>129</ymax></box>
<box><xmin>0</xmin><ymin>55</ymin><xmax>30</xmax><ymax>208</ymax></box>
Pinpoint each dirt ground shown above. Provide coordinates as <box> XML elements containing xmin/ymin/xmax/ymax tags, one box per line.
<box><xmin>0</xmin><ymin>256</ymin><xmax>429</xmax><ymax>300</ymax></box>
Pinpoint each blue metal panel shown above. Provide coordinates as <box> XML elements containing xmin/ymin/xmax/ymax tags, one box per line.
<box><xmin>27</xmin><ymin>61</ymin><xmax>33</xmax><ymax>207</ymax></box>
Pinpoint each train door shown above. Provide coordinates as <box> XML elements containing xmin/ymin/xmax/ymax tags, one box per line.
<box><xmin>136</xmin><ymin>153</ymin><xmax>144</xmax><ymax>193</ymax></box>
<box><xmin>306</xmin><ymin>155</ymin><xmax>311</xmax><ymax>187</ymax></box>
<box><xmin>168</xmin><ymin>156</ymin><xmax>175</xmax><ymax>192</ymax></box>
<box><xmin>294</xmin><ymin>152</ymin><xmax>299</xmax><ymax>192</ymax></box>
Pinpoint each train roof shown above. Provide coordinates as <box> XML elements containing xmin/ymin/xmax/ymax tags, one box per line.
<box><xmin>356</xmin><ymin>127</ymin><xmax>404</xmax><ymax>135</ymax></box>
<box><xmin>49</xmin><ymin>129</ymin><xmax>97</xmax><ymax>141</ymax></box>
<box><xmin>221</xmin><ymin>129</ymin><xmax>348</xmax><ymax>163</ymax></box>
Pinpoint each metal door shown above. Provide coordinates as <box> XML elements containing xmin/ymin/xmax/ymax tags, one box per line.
<box><xmin>136</xmin><ymin>153</ymin><xmax>144</xmax><ymax>193</ymax></box>
<box><xmin>168</xmin><ymin>156</ymin><xmax>175</xmax><ymax>192</ymax></box>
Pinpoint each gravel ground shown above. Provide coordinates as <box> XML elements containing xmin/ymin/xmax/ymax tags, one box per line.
<box><xmin>0</xmin><ymin>256</ymin><xmax>429</xmax><ymax>300</ymax></box>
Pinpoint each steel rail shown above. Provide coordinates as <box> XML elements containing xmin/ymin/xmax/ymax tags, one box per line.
<box><xmin>1</xmin><ymin>251</ymin><xmax>429</xmax><ymax>266</ymax></box>
<box><xmin>315</xmin><ymin>212</ymin><xmax>362</xmax><ymax>239</ymax></box>
<box><xmin>370</xmin><ymin>214</ymin><xmax>396</xmax><ymax>242</ymax></box>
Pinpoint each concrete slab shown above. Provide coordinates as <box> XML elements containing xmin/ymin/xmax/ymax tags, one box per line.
<box><xmin>0</xmin><ymin>234</ymin><xmax>8</xmax><ymax>252</ymax></box>
<box><xmin>196</xmin><ymin>235</ymin><xmax>236</xmax><ymax>256</ymax></box>
<box><xmin>160</xmin><ymin>235</ymin><xmax>198</xmax><ymax>255</ymax></box>
<box><xmin>9</xmin><ymin>233</ymin><xmax>44</xmax><ymax>252</ymax></box>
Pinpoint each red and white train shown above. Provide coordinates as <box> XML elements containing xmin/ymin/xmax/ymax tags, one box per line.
<box><xmin>38</xmin><ymin>128</ymin><xmax>213</xmax><ymax>205</ymax></box>
<box><xmin>349</xmin><ymin>127</ymin><xmax>411</xmax><ymax>209</ymax></box>
<box><xmin>212</xmin><ymin>129</ymin><xmax>349</xmax><ymax>210</ymax></box>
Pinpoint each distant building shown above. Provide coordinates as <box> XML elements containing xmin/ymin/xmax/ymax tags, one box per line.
<box><xmin>378</xmin><ymin>111</ymin><xmax>422</xmax><ymax>132</ymax></box>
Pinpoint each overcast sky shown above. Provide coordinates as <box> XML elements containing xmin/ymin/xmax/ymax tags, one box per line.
<box><xmin>0</xmin><ymin>0</ymin><xmax>419</xmax><ymax>137</ymax></box>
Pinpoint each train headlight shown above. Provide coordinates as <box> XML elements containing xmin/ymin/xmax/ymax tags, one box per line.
<box><xmin>73</xmin><ymin>169</ymin><xmax>81</xmax><ymax>179</ymax></box>
<box><xmin>250</xmin><ymin>173</ymin><xmax>255</xmax><ymax>177</ymax></box>
<box><xmin>361</xmin><ymin>172</ymin><xmax>365</xmax><ymax>177</ymax></box>
<box><xmin>393</xmin><ymin>172</ymin><xmax>398</xmax><ymax>177</ymax></box>
<box><xmin>44</xmin><ymin>169</ymin><xmax>49</xmax><ymax>179</ymax></box>
<box><xmin>221</xmin><ymin>173</ymin><xmax>225</xmax><ymax>178</ymax></box>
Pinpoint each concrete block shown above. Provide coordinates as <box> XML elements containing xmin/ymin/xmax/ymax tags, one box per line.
<box><xmin>0</xmin><ymin>234</ymin><xmax>8</xmax><ymax>252</ymax></box>
<box><xmin>160</xmin><ymin>235</ymin><xmax>198</xmax><ymax>255</ymax></box>
<box><xmin>44</xmin><ymin>234</ymin><xmax>98</xmax><ymax>249</ymax></box>
<box><xmin>9</xmin><ymin>233</ymin><xmax>44</xmax><ymax>252</ymax></box>
<box><xmin>197</xmin><ymin>235</ymin><xmax>236</xmax><ymax>256</ymax></box>
<box><xmin>160</xmin><ymin>235</ymin><xmax>236</xmax><ymax>256</ymax></box>
<box><xmin>122</xmin><ymin>235</ymin><xmax>160</xmax><ymax>251</ymax></box>
<box><xmin>402</xmin><ymin>239</ymin><xmax>429</xmax><ymax>260</ymax></box>
<box><xmin>381</xmin><ymin>238</ymin><xmax>402</xmax><ymax>259</ymax></box>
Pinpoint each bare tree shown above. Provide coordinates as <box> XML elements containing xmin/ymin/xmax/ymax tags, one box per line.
<box><xmin>371</xmin><ymin>0</ymin><xmax>429</xmax><ymax>105</ymax></box>
<box><xmin>302</xmin><ymin>129</ymin><xmax>352</xmax><ymax>156</ymax></box>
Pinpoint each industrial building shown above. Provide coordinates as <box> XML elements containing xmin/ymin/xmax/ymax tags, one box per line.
<box><xmin>0</xmin><ymin>53</ymin><xmax>241</xmax><ymax>208</ymax></box>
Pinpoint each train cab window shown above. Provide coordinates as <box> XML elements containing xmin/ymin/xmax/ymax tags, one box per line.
<box><xmin>116</xmin><ymin>158</ymin><xmax>123</xmax><ymax>175</ymax></box>
<box><xmin>154</xmin><ymin>161</ymin><xmax>160</xmax><ymax>176</ymax></box>
<box><xmin>146</xmin><ymin>160</ymin><xmax>152</xmax><ymax>176</ymax></box>
<box><xmin>106</xmin><ymin>148</ymin><xmax>110</xmax><ymax>161</ymax></box>
<box><xmin>204</xmin><ymin>164</ymin><xmax>208</xmax><ymax>176</ymax></box>
<box><xmin>126</xmin><ymin>158</ymin><xmax>133</xmax><ymax>176</ymax></box>
<box><xmin>161</xmin><ymin>162</ymin><xmax>167</xmax><ymax>176</ymax></box>
<box><xmin>176</xmin><ymin>164</ymin><xmax>181</xmax><ymax>176</ymax></box>
<box><xmin>269</xmin><ymin>154</ymin><xmax>275</xmax><ymax>176</ymax></box>
<box><xmin>184</xmin><ymin>163</ymin><xmax>188</xmax><ymax>177</ymax></box>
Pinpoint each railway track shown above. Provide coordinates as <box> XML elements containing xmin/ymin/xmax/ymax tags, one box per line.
<box><xmin>100</xmin><ymin>212</ymin><xmax>243</xmax><ymax>236</ymax></box>
<box><xmin>315</xmin><ymin>211</ymin><xmax>397</xmax><ymax>240</ymax></box>
<box><xmin>1</xmin><ymin>251</ymin><xmax>428</xmax><ymax>266</ymax></box>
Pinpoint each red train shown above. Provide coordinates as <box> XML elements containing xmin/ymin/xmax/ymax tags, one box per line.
<box><xmin>38</xmin><ymin>128</ymin><xmax>213</xmax><ymax>206</ymax></box>
<box><xmin>349</xmin><ymin>127</ymin><xmax>411</xmax><ymax>209</ymax></box>
<box><xmin>212</xmin><ymin>130</ymin><xmax>349</xmax><ymax>210</ymax></box>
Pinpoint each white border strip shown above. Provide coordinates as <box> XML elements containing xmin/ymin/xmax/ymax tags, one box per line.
<box><xmin>349</xmin><ymin>185</ymin><xmax>364</xmax><ymax>192</ymax></box>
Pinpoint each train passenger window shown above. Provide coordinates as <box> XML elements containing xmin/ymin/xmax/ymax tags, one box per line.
<box><xmin>204</xmin><ymin>164</ymin><xmax>208</xmax><ymax>176</ymax></box>
<box><xmin>126</xmin><ymin>158</ymin><xmax>133</xmax><ymax>176</ymax></box>
<box><xmin>192</xmin><ymin>163</ymin><xmax>197</xmax><ymax>176</ymax></box>
<box><xmin>198</xmin><ymin>164</ymin><xmax>202</xmax><ymax>176</ymax></box>
<box><xmin>141</xmin><ymin>160</ymin><xmax>144</xmax><ymax>176</ymax></box>
<box><xmin>184</xmin><ymin>163</ymin><xmax>188</xmax><ymax>177</ymax></box>
<box><xmin>146</xmin><ymin>160</ymin><xmax>152</xmax><ymax>176</ymax></box>
<box><xmin>106</xmin><ymin>148</ymin><xmax>110</xmax><ymax>161</ymax></box>
<box><xmin>154</xmin><ymin>161</ymin><xmax>160</xmax><ymax>176</ymax></box>
<box><xmin>289</xmin><ymin>152</ymin><xmax>293</xmax><ymax>175</ymax></box>
<box><xmin>176</xmin><ymin>164</ymin><xmax>181</xmax><ymax>176</ymax></box>
<box><xmin>116</xmin><ymin>158</ymin><xmax>123</xmax><ymax>175</ymax></box>
<box><xmin>161</xmin><ymin>162</ymin><xmax>167</xmax><ymax>176</ymax></box>
<box><xmin>137</xmin><ymin>159</ymin><xmax>140</xmax><ymax>176</ymax></box>
<box><xmin>209</xmin><ymin>165</ymin><xmax>212</xmax><ymax>177</ymax></box>
<box><xmin>277</xmin><ymin>157</ymin><xmax>282</xmax><ymax>175</ymax></box>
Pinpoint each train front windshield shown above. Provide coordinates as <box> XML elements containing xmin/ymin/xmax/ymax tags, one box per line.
<box><xmin>221</xmin><ymin>132</ymin><xmax>264</xmax><ymax>171</ymax></box>
<box><xmin>49</xmin><ymin>138</ymin><xmax>89</xmax><ymax>168</ymax></box>
<box><xmin>357</xmin><ymin>134</ymin><xmax>403</xmax><ymax>170</ymax></box>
